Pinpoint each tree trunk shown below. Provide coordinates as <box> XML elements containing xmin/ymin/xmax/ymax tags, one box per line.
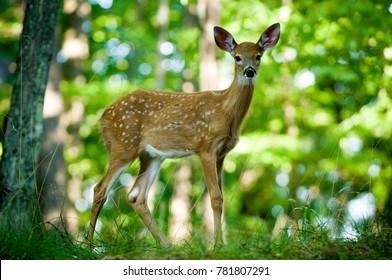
<box><xmin>0</xmin><ymin>0</ymin><xmax>60</xmax><ymax>229</ymax></box>
<box><xmin>155</xmin><ymin>0</ymin><xmax>169</xmax><ymax>90</ymax></box>
<box><xmin>62</xmin><ymin>0</ymin><xmax>89</xmax><ymax>82</ymax></box>
<box><xmin>61</xmin><ymin>0</ymin><xmax>91</xmax><ymax>233</ymax></box>
<box><xmin>198</xmin><ymin>0</ymin><xmax>221</xmax><ymax>92</ymax></box>
<box><xmin>169</xmin><ymin>163</ymin><xmax>192</xmax><ymax>243</ymax></box>
<box><xmin>197</xmin><ymin>0</ymin><xmax>221</xmax><ymax>237</ymax></box>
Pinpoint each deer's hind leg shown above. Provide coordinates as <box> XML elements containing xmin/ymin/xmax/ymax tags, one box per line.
<box><xmin>88</xmin><ymin>149</ymin><xmax>136</xmax><ymax>241</ymax></box>
<box><xmin>127</xmin><ymin>154</ymin><xmax>169</xmax><ymax>246</ymax></box>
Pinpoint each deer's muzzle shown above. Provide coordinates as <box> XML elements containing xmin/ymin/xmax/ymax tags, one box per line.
<box><xmin>243</xmin><ymin>67</ymin><xmax>257</xmax><ymax>78</ymax></box>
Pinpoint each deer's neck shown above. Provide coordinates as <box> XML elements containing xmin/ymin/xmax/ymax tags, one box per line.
<box><xmin>224</xmin><ymin>77</ymin><xmax>255</xmax><ymax>136</ymax></box>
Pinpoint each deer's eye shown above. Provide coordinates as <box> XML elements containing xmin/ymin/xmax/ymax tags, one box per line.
<box><xmin>235</xmin><ymin>55</ymin><xmax>242</xmax><ymax>62</ymax></box>
<box><xmin>255</xmin><ymin>54</ymin><xmax>261</xmax><ymax>61</ymax></box>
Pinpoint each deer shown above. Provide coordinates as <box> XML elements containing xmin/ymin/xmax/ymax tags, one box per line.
<box><xmin>88</xmin><ymin>23</ymin><xmax>280</xmax><ymax>248</ymax></box>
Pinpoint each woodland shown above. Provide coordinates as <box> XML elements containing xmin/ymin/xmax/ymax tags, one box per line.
<box><xmin>0</xmin><ymin>0</ymin><xmax>391</xmax><ymax>259</ymax></box>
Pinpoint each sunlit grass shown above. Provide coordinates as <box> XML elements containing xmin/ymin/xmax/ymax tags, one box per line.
<box><xmin>95</xmin><ymin>220</ymin><xmax>392</xmax><ymax>260</ymax></box>
<box><xmin>1</xmin><ymin>217</ymin><xmax>390</xmax><ymax>260</ymax></box>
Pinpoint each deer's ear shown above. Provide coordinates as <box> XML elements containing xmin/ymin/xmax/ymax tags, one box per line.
<box><xmin>258</xmin><ymin>23</ymin><xmax>280</xmax><ymax>50</ymax></box>
<box><xmin>214</xmin><ymin>26</ymin><xmax>238</xmax><ymax>53</ymax></box>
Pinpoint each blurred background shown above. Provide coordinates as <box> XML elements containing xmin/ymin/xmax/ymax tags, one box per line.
<box><xmin>0</xmin><ymin>0</ymin><xmax>391</xmax><ymax>244</ymax></box>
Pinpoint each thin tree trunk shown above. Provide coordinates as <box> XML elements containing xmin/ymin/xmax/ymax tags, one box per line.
<box><xmin>38</xmin><ymin>26</ymin><xmax>67</xmax><ymax>229</ymax></box>
<box><xmin>198</xmin><ymin>0</ymin><xmax>221</xmax><ymax>237</ymax></box>
<box><xmin>0</xmin><ymin>0</ymin><xmax>60</xmax><ymax>229</ymax></box>
<box><xmin>169</xmin><ymin>163</ymin><xmax>192</xmax><ymax>243</ymax></box>
<box><xmin>198</xmin><ymin>0</ymin><xmax>220</xmax><ymax>92</ymax></box>
<box><xmin>61</xmin><ymin>0</ymin><xmax>90</xmax><ymax>233</ymax></box>
<box><xmin>156</xmin><ymin>0</ymin><xmax>169</xmax><ymax>90</ymax></box>
<box><xmin>62</xmin><ymin>0</ymin><xmax>89</xmax><ymax>82</ymax></box>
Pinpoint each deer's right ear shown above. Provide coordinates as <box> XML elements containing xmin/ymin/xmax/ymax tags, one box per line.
<box><xmin>214</xmin><ymin>26</ymin><xmax>238</xmax><ymax>53</ymax></box>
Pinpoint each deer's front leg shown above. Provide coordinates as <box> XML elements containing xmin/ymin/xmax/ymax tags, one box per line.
<box><xmin>200</xmin><ymin>152</ymin><xmax>223</xmax><ymax>248</ymax></box>
<box><xmin>216</xmin><ymin>155</ymin><xmax>227</xmax><ymax>245</ymax></box>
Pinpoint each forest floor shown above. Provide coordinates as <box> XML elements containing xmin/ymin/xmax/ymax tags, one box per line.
<box><xmin>1</xmin><ymin>222</ymin><xmax>391</xmax><ymax>260</ymax></box>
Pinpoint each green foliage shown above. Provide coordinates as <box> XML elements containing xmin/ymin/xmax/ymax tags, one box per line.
<box><xmin>1</xmin><ymin>0</ymin><xmax>391</xmax><ymax>259</ymax></box>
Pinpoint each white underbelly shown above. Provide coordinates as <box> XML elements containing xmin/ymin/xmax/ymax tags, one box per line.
<box><xmin>143</xmin><ymin>144</ymin><xmax>194</xmax><ymax>161</ymax></box>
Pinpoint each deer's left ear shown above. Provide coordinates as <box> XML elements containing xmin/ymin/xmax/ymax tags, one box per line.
<box><xmin>258</xmin><ymin>23</ymin><xmax>280</xmax><ymax>50</ymax></box>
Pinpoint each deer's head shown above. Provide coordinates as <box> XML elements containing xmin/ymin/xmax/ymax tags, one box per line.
<box><xmin>214</xmin><ymin>23</ymin><xmax>280</xmax><ymax>84</ymax></box>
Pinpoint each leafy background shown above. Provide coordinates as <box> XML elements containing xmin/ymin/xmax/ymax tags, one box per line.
<box><xmin>0</xmin><ymin>0</ymin><xmax>391</xmax><ymax>250</ymax></box>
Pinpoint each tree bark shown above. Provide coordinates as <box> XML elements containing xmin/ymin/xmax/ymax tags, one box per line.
<box><xmin>0</xmin><ymin>0</ymin><xmax>60</xmax><ymax>229</ymax></box>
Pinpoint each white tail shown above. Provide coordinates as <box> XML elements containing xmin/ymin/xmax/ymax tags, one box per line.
<box><xmin>88</xmin><ymin>23</ymin><xmax>281</xmax><ymax>247</ymax></box>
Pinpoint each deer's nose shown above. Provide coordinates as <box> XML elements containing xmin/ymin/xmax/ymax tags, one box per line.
<box><xmin>244</xmin><ymin>67</ymin><xmax>257</xmax><ymax>78</ymax></box>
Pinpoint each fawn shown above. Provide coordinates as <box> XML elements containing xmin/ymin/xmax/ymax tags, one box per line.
<box><xmin>88</xmin><ymin>23</ymin><xmax>280</xmax><ymax>247</ymax></box>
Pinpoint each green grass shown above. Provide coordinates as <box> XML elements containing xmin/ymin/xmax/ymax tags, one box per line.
<box><xmin>0</xmin><ymin>226</ymin><xmax>96</xmax><ymax>260</ymax></box>
<box><xmin>1</xmin><ymin>220</ymin><xmax>391</xmax><ymax>260</ymax></box>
